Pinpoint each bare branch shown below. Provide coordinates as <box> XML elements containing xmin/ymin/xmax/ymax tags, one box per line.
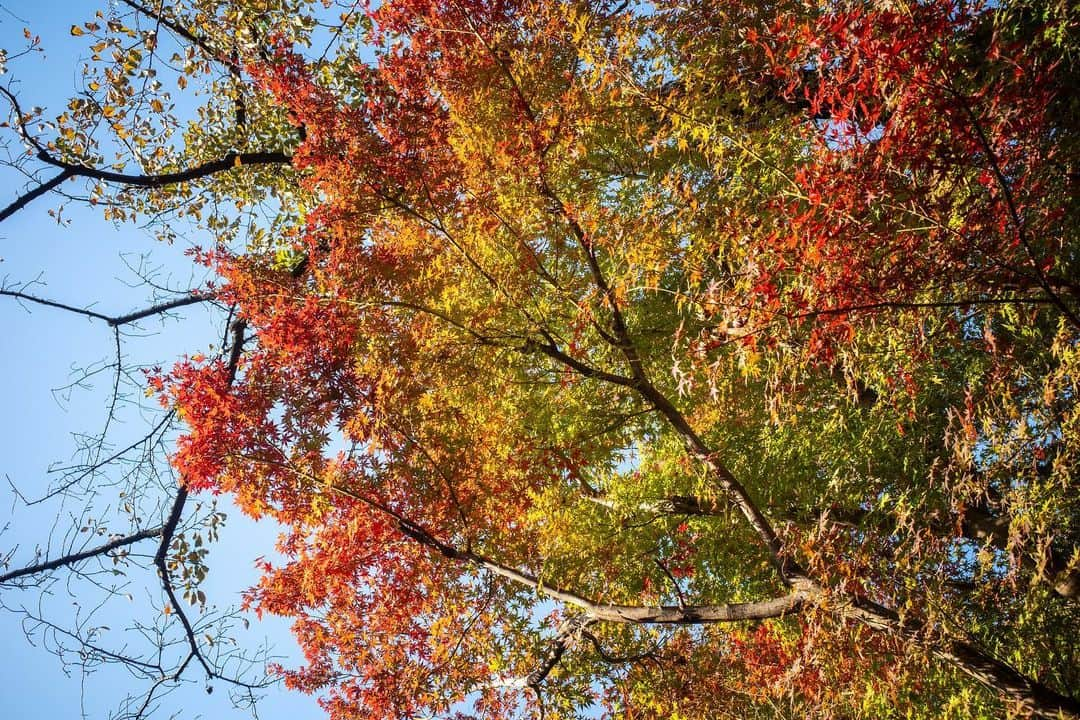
<box><xmin>0</xmin><ymin>169</ymin><xmax>75</xmax><ymax>222</ymax></box>
<box><xmin>1</xmin><ymin>287</ymin><xmax>213</xmax><ymax>327</ymax></box>
<box><xmin>0</xmin><ymin>525</ymin><xmax>162</xmax><ymax>584</ymax></box>
<box><xmin>150</xmin><ymin>487</ymin><xmax>214</xmax><ymax>679</ymax></box>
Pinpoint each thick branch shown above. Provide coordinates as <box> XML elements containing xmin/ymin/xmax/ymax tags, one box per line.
<box><xmin>0</xmin><ymin>151</ymin><xmax>291</xmax><ymax>224</ymax></box>
<box><xmin>637</xmin><ymin>382</ymin><xmax>795</xmax><ymax>581</ymax></box>
<box><xmin>578</xmin><ymin>490</ymin><xmax>1078</xmax><ymax>712</ymax></box>
<box><xmin>367</xmin><ymin>494</ymin><xmax>811</xmax><ymax>625</ymax></box>
<box><xmin>840</xmin><ymin>596</ymin><xmax>1080</xmax><ymax>719</ymax></box>
<box><xmin>526</xmin><ymin>639</ymin><xmax>569</xmax><ymax>688</ymax></box>
<box><xmin>35</xmin><ymin>149</ymin><xmax>292</xmax><ymax>188</ymax></box>
<box><xmin>279</xmin><ymin>445</ymin><xmax>1076</xmax><ymax>716</ymax></box>
<box><xmin>0</xmin><ymin>169</ymin><xmax>75</xmax><ymax>223</ymax></box>
<box><xmin>262</xmin><ymin>460</ymin><xmax>809</xmax><ymax>626</ymax></box>
<box><xmin>524</xmin><ymin>336</ymin><xmax>638</xmax><ymax>388</ymax></box>
<box><xmin>526</xmin><ymin>618</ymin><xmax>591</xmax><ymax>689</ymax></box>
<box><xmin>0</xmin><ymin>526</ymin><xmax>163</xmax><ymax>584</ymax></box>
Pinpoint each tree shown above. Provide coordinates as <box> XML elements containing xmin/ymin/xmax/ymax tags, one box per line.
<box><xmin>3</xmin><ymin>0</ymin><xmax>1079</xmax><ymax>719</ymax></box>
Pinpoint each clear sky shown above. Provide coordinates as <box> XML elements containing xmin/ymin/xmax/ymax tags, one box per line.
<box><xmin>0</xmin><ymin>2</ymin><xmax>321</xmax><ymax>718</ymax></box>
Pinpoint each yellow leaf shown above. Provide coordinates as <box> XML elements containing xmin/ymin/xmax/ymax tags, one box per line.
<box><xmin>70</xmin><ymin>25</ymin><xmax>84</xmax><ymax>36</ymax></box>
<box><xmin>150</xmin><ymin>99</ymin><xmax>163</xmax><ymax>112</ymax></box>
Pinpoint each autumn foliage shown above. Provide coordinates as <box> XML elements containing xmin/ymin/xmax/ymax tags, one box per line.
<box><xmin>152</xmin><ymin>0</ymin><xmax>1080</xmax><ymax>718</ymax></box>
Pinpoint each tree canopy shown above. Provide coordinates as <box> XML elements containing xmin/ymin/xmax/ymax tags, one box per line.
<box><xmin>2</xmin><ymin>0</ymin><xmax>1079</xmax><ymax>718</ymax></box>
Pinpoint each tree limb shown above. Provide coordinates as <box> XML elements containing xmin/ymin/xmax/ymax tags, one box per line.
<box><xmin>840</xmin><ymin>595</ymin><xmax>1080</xmax><ymax>719</ymax></box>
<box><xmin>326</xmin><ymin>478</ymin><xmax>812</xmax><ymax>625</ymax></box>
<box><xmin>0</xmin><ymin>525</ymin><xmax>163</xmax><ymax>584</ymax></box>
<box><xmin>0</xmin><ymin>169</ymin><xmax>75</xmax><ymax>223</ymax></box>
<box><xmin>152</xmin><ymin>319</ymin><xmax>247</xmax><ymax>679</ymax></box>
<box><xmin>33</xmin><ymin>149</ymin><xmax>292</xmax><ymax>189</ymax></box>
<box><xmin>1</xmin><ymin>288</ymin><xmax>213</xmax><ymax>327</ymax></box>
<box><xmin>117</xmin><ymin>0</ymin><xmax>241</xmax><ymax>77</ymax></box>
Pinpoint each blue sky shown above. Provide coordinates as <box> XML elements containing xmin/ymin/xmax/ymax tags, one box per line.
<box><xmin>0</xmin><ymin>2</ymin><xmax>321</xmax><ymax>718</ymax></box>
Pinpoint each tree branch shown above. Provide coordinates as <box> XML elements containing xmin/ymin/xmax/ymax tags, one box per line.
<box><xmin>532</xmin><ymin>162</ymin><xmax>794</xmax><ymax>583</ymax></box>
<box><xmin>523</xmin><ymin>335</ymin><xmax>638</xmax><ymax>388</ymax></box>
<box><xmin>152</xmin><ymin>319</ymin><xmax>247</xmax><ymax>680</ymax></box>
<box><xmin>526</xmin><ymin>617</ymin><xmax>592</xmax><ymax>689</ymax></box>
<box><xmin>840</xmin><ymin>596</ymin><xmax>1080</xmax><ymax>719</ymax></box>
<box><xmin>0</xmin><ymin>169</ymin><xmax>75</xmax><ymax>223</ymax></box>
<box><xmin>0</xmin><ymin>525</ymin><xmax>163</xmax><ymax>584</ymax></box>
<box><xmin>325</xmin><ymin>478</ymin><xmax>811</xmax><ymax>624</ymax></box>
<box><xmin>1</xmin><ymin>288</ymin><xmax>213</xmax><ymax>327</ymax></box>
<box><xmin>943</xmin><ymin>80</ymin><xmax>1080</xmax><ymax>330</ymax></box>
<box><xmin>580</xmin><ymin>630</ymin><xmax>660</xmax><ymax>666</ymax></box>
<box><xmin>587</xmin><ymin>490</ymin><xmax>1079</xmax><ymax>601</ymax></box>
<box><xmin>0</xmin><ymin>151</ymin><xmax>291</xmax><ymax>224</ymax></box>
<box><xmin>34</xmin><ymin>149</ymin><xmax>292</xmax><ymax>189</ymax></box>
<box><xmin>116</xmin><ymin>0</ymin><xmax>241</xmax><ymax>77</ymax></box>
<box><xmin>0</xmin><ymin>82</ymin><xmax>291</xmax><ymax>222</ymax></box>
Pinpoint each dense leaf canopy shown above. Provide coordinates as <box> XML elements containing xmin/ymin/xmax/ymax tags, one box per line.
<box><xmin>5</xmin><ymin>0</ymin><xmax>1079</xmax><ymax>718</ymax></box>
<box><xmin>165</xmin><ymin>0</ymin><xmax>1080</xmax><ymax>717</ymax></box>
